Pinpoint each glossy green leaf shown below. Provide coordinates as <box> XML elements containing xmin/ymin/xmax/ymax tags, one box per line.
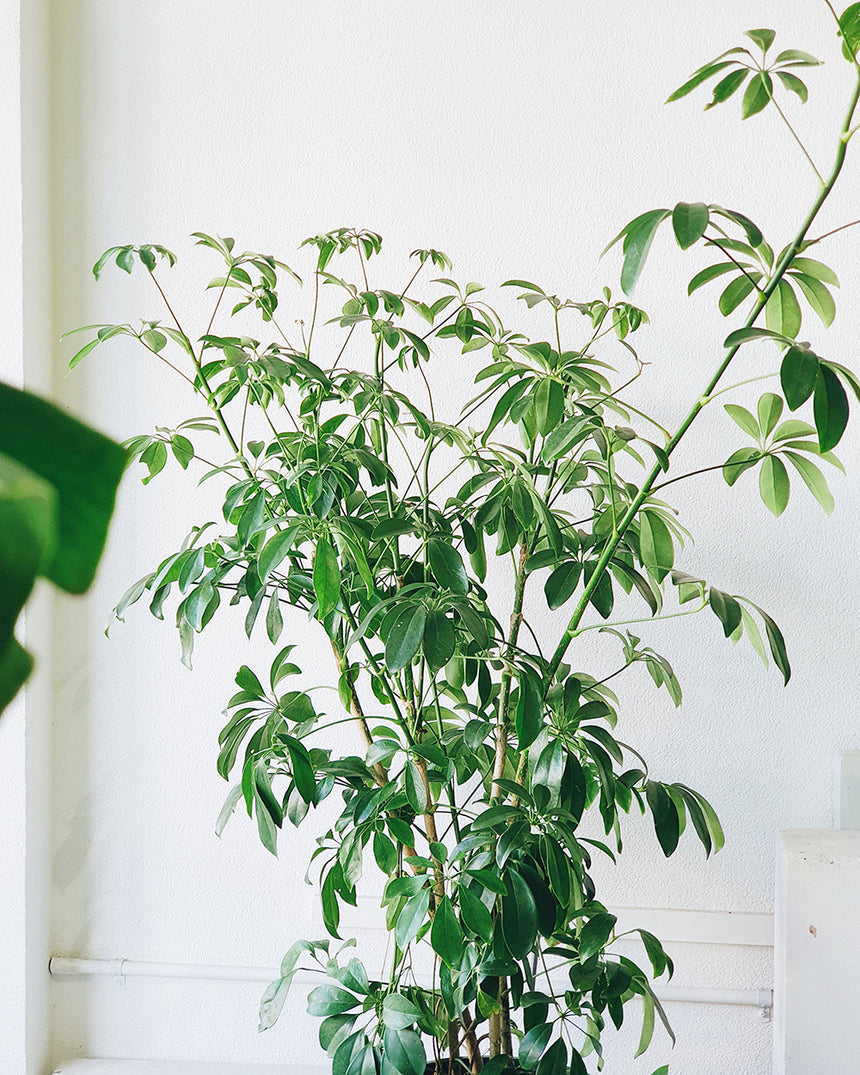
<box><xmin>428</xmin><ymin>539</ymin><xmax>468</xmax><ymax>594</ymax></box>
<box><xmin>814</xmin><ymin>365</ymin><xmax>849</xmax><ymax>451</ymax></box>
<box><xmin>722</xmin><ymin>447</ymin><xmax>762</xmax><ymax>486</ymax></box>
<box><xmin>422</xmin><ymin>609</ymin><xmax>455</xmax><ymax>669</ymax></box>
<box><xmin>745</xmin><ymin>28</ymin><xmax>776</xmax><ymax>53</ymax></box>
<box><xmin>307</xmin><ymin>985</ymin><xmax>361</xmax><ymax>1017</ymax></box>
<box><xmin>535</xmin><ymin>378</ymin><xmax>565</xmax><ymax>436</ymax></box>
<box><xmin>781</xmin><ymin>346</ymin><xmax>820</xmax><ymax>410</ymax></box>
<box><xmin>395</xmin><ymin>888</ymin><xmax>430</xmax><ymax>949</ymax></box>
<box><xmin>404</xmin><ymin>761</ymin><xmax>428</xmax><ymax>814</ymax></box>
<box><xmin>544</xmin><ymin>560</ymin><xmax>581</xmax><ymax>609</ymax></box>
<box><xmin>783</xmin><ymin>451</ymin><xmax>834</xmax><ymax>514</ymax></box>
<box><xmin>515</xmin><ymin>669</ymin><xmax>544</xmax><ymax>750</ymax></box>
<box><xmin>688</xmin><ymin>261</ymin><xmax>740</xmax><ymax>295</ymax></box>
<box><xmin>709</xmin><ymin>588</ymin><xmax>742</xmax><ymax>637</ymax></box>
<box><xmin>382</xmin><ymin>1028</ymin><xmax>425</xmax><ymax>1075</ymax></box>
<box><xmin>766</xmin><ymin>279</ymin><xmax>802</xmax><ymax>339</ymax></box>
<box><xmin>579</xmin><ymin>913</ymin><xmax>617</xmax><ymax>960</ymax></box>
<box><xmin>502</xmin><ymin>870</ymin><xmax>538</xmax><ymax>959</ymax></box>
<box><xmin>638</xmin><ymin>510</ymin><xmax>674</xmax><ymax>582</ymax></box>
<box><xmin>646</xmin><ymin>781</ymin><xmax>680</xmax><ymax>856</ymax></box>
<box><xmin>0</xmin><ymin>383</ymin><xmax>126</xmax><ymax>594</ymax></box>
<box><xmin>519</xmin><ymin>1022</ymin><xmax>552</xmax><ymax>1069</ymax></box>
<box><xmin>840</xmin><ymin>3</ymin><xmax>860</xmax><ymax>61</ymax></box>
<box><xmin>791</xmin><ymin>272</ymin><xmax>836</xmax><ymax>327</ymax></box>
<box><xmin>385</xmin><ymin>604</ymin><xmax>427</xmax><ymax>672</ymax></box>
<box><xmin>459</xmin><ymin>885</ymin><xmax>493</xmax><ymax>941</ymax></box>
<box><xmin>741</xmin><ymin>70</ymin><xmax>774</xmax><ymax>118</ymax></box>
<box><xmin>724</xmin><ymin>403</ymin><xmax>760</xmax><ymax>439</ymax></box>
<box><xmin>788</xmin><ymin>257</ymin><xmax>839</xmax><ymax>287</ymax></box>
<box><xmin>672</xmin><ymin>202</ymin><xmax>709</xmax><ymax>249</ymax></box>
<box><xmin>718</xmin><ymin>274</ymin><xmax>756</xmax><ymax>316</ymax></box>
<box><xmin>536</xmin><ymin>1039</ymin><xmax>567</xmax><ymax>1075</ymax></box>
<box><xmin>705</xmin><ymin>68</ymin><xmax>748</xmax><ymax>109</ymax></box>
<box><xmin>757</xmin><ymin>393</ymin><xmax>783</xmax><ymax>439</ymax></box>
<box><xmin>430</xmin><ymin>895</ymin><xmax>463</xmax><ymax>967</ymax></box>
<box><xmin>382</xmin><ymin>993</ymin><xmax>421</xmax><ymax>1030</ymax></box>
<box><xmin>759</xmin><ymin>455</ymin><xmax>790</xmax><ymax>516</ymax></box>
<box><xmin>776</xmin><ymin>70</ymin><xmax>808</xmax><ymax>102</ymax></box>
<box><xmin>313</xmin><ymin>538</ymin><xmax>340</xmax><ymax>617</ymax></box>
<box><xmin>620</xmin><ymin>210</ymin><xmax>671</xmax><ymax>295</ymax></box>
<box><xmin>666</xmin><ymin>60</ymin><xmax>734</xmax><ymax>102</ymax></box>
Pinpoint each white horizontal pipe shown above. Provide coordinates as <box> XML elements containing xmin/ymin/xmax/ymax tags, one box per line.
<box><xmin>49</xmin><ymin>957</ymin><xmax>772</xmax><ymax>1011</ymax></box>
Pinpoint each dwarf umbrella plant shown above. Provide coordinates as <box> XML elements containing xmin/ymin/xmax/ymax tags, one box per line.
<box><xmin>67</xmin><ymin>8</ymin><xmax>860</xmax><ymax>1074</ymax></box>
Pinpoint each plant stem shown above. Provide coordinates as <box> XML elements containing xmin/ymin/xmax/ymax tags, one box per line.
<box><xmin>545</xmin><ymin>67</ymin><xmax>860</xmax><ymax>686</ymax></box>
<box><xmin>492</xmin><ymin>542</ymin><xmax>530</xmax><ymax>801</ymax></box>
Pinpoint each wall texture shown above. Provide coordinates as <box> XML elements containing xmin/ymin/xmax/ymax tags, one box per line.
<box><xmin>34</xmin><ymin>2</ymin><xmax>860</xmax><ymax>1074</ymax></box>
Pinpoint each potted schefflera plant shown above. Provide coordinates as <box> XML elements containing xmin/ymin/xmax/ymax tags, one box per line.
<box><xmin>67</xmin><ymin>10</ymin><xmax>860</xmax><ymax>1075</ymax></box>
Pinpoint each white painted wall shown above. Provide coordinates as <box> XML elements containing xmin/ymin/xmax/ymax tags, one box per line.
<box><xmin>35</xmin><ymin>2</ymin><xmax>860</xmax><ymax>1074</ymax></box>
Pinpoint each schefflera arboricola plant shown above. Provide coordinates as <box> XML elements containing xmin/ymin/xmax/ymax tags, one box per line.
<box><xmin>67</xmin><ymin>10</ymin><xmax>860</xmax><ymax>1075</ymax></box>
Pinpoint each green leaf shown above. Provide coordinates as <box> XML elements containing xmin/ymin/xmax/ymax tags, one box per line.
<box><xmin>430</xmin><ymin>895</ymin><xmax>463</xmax><ymax>967</ymax></box>
<box><xmin>259</xmin><ymin>526</ymin><xmax>299</xmax><ymax>581</ymax></box>
<box><xmin>307</xmin><ymin>985</ymin><xmax>361</xmax><ymax>1017</ymax></box>
<box><xmin>459</xmin><ymin>885</ymin><xmax>494</xmax><ymax>942</ymax></box>
<box><xmin>382</xmin><ymin>1028</ymin><xmax>425</xmax><ymax>1075</ymax></box>
<box><xmin>404</xmin><ymin>761</ymin><xmax>428</xmax><ymax>814</ymax></box>
<box><xmin>638</xmin><ymin>510</ymin><xmax>674</xmax><ymax>582</ymax></box>
<box><xmin>395</xmin><ymin>888</ymin><xmax>430</xmax><ymax>949</ymax></box>
<box><xmin>709</xmin><ymin>588</ymin><xmax>742</xmax><ymax>637</ymax></box>
<box><xmin>776</xmin><ymin>70</ymin><xmax>808</xmax><ymax>102</ymax></box>
<box><xmin>382</xmin><ymin>993</ymin><xmax>421</xmax><ymax>1030</ymax></box>
<box><xmin>515</xmin><ymin>669</ymin><xmax>543</xmax><ymax>750</ymax></box>
<box><xmin>724</xmin><ymin>403</ymin><xmax>760</xmax><ymax>439</ymax></box>
<box><xmin>536</xmin><ymin>1039</ymin><xmax>567</xmax><ymax>1075</ymax></box>
<box><xmin>428</xmin><ymin>539</ymin><xmax>469</xmax><ymax>594</ymax></box>
<box><xmin>620</xmin><ymin>210</ymin><xmax>670</xmax><ymax>295</ymax></box>
<box><xmin>753</xmin><ymin>604</ymin><xmax>791</xmax><ymax>684</ymax></box>
<box><xmin>781</xmin><ymin>346</ymin><xmax>820</xmax><ymax>410</ymax></box>
<box><xmin>519</xmin><ymin>1023</ymin><xmax>552</xmax><ymax>1070</ymax></box>
<box><xmin>422</xmin><ymin>609</ymin><xmax>455</xmax><ymax>669</ymax></box>
<box><xmin>765</xmin><ymin>280</ymin><xmax>802</xmax><ymax>339</ymax></box>
<box><xmin>724</xmin><ymin>326</ymin><xmax>795</xmax><ymax>348</ymax></box>
<box><xmin>672</xmin><ymin>202</ymin><xmax>709</xmax><ymax>249</ymax></box>
<box><xmin>840</xmin><ymin>3</ymin><xmax>860</xmax><ymax>62</ymax></box>
<box><xmin>788</xmin><ymin>257</ymin><xmax>839</xmax><ymax>287</ymax></box>
<box><xmin>666</xmin><ymin>60</ymin><xmax>734</xmax><ymax>102</ymax></box>
<box><xmin>501</xmin><ymin>870</ymin><xmax>538</xmax><ymax>959</ymax></box>
<box><xmin>813</xmin><ymin>365</ymin><xmax>849</xmax><ymax>451</ymax></box>
<box><xmin>745</xmin><ymin>28</ymin><xmax>776</xmax><ymax>53</ymax></box>
<box><xmin>784</xmin><ymin>451</ymin><xmax>834</xmax><ymax>515</ymax></box>
<box><xmin>688</xmin><ymin>262</ymin><xmax>739</xmax><ymax>295</ymax></box>
<box><xmin>534</xmin><ymin>378</ymin><xmax>565</xmax><ymax>436</ymax></box>
<box><xmin>705</xmin><ymin>68</ymin><xmax>748</xmax><ymax>109</ymax></box>
<box><xmin>385</xmin><ymin>604</ymin><xmax>427</xmax><ymax>672</ymax></box>
<box><xmin>0</xmin><ymin>457</ymin><xmax>55</xmax><ymax>711</ymax></box>
<box><xmin>759</xmin><ymin>455</ymin><xmax>790</xmax><ymax>516</ymax></box>
<box><xmin>757</xmin><ymin>393</ymin><xmax>783</xmax><ymax>439</ymax></box>
<box><xmin>266</xmin><ymin>589</ymin><xmax>283</xmax><ymax>644</ymax></box>
<box><xmin>722</xmin><ymin>447</ymin><xmax>761</xmax><ymax>486</ymax></box>
<box><xmin>718</xmin><ymin>274</ymin><xmax>756</xmax><ymax>316</ymax></box>
<box><xmin>742</xmin><ymin>70</ymin><xmax>774</xmax><ymax>118</ymax></box>
<box><xmin>0</xmin><ymin>384</ymin><xmax>126</xmax><ymax>595</ymax></box>
<box><xmin>579</xmin><ymin>913</ymin><xmax>617</xmax><ymax>960</ymax></box>
<box><xmin>544</xmin><ymin>561</ymin><xmax>581</xmax><ymax>610</ymax></box>
<box><xmin>646</xmin><ymin>781</ymin><xmax>680</xmax><ymax>856</ymax></box>
<box><xmin>313</xmin><ymin>538</ymin><xmax>340</xmax><ymax>618</ymax></box>
<box><xmin>775</xmin><ymin>49</ymin><xmax>821</xmax><ymax>66</ymax></box>
<box><xmin>790</xmin><ymin>272</ymin><xmax>836</xmax><ymax>327</ymax></box>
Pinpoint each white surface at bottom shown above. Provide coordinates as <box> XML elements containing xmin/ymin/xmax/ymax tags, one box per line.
<box><xmin>52</xmin><ymin>1062</ymin><xmax>326</xmax><ymax>1075</ymax></box>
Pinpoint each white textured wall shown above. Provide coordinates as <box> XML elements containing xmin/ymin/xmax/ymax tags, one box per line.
<box><xmin>46</xmin><ymin>3</ymin><xmax>860</xmax><ymax>1074</ymax></box>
